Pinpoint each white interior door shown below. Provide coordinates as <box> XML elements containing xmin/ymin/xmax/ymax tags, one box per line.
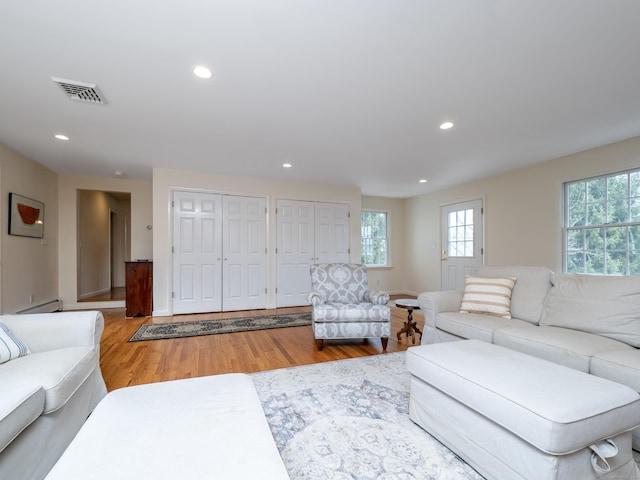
<box><xmin>222</xmin><ymin>195</ymin><xmax>267</xmax><ymax>311</ymax></box>
<box><xmin>276</xmin><ymin>200</ymin><xmax>350</xmax><ymax>307</ymax></box>
<box><xmin>441</xmin><ymin>199</ymin><xmax>484</xmax><ymax>291</ymax></box>
<box><xmin>276</xmin><ymin>200</ymin><xmax>315</xmax><ymax>307</ymax></box>
<box><xmin>315</xmin><ymin>202</ymin><xmax>350</xmax><ymax>263</ymax></box>
<box><xmin>172</xmin><ymin>191</ymin><xmax>222</xmax><ymax>314</ymax></box>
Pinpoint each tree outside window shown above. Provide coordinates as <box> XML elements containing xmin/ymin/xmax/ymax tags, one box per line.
<box><xmin>565</xmin><ymin>169</ymin><xmax>640</xmax><ymax>275</ymax></box>
<box><xmin>361</xmin><ymin>211</ymin><xmax>388</xmax><ymax>266</ymax></box>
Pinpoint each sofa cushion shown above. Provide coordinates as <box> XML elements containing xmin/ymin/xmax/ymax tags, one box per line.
<box><xmin>460</xmin><ymin>276</ymin><xmax>516</xmax><ymax>318</ymax></box>
<box><xmin>476</xmin><ymin>265</ymin><xmax>553</xmax><ymax>324</ymax></box>
<box><xmin>436</xmin><ymin>312</ymin><xmax>533</xmax><ymax>343</ymax></box>
<box><xmin>494</xmin><ymin>325</ymin><xmax>633</xmax><ymax>372</ymax></box>
<box><xmin>0</xmin><ymin>347</ymin><xmax>98</xmax><ymax>413</ymax></box>
<box><xmin>591</xmin><ymin>350</ymin><xmax>640</xmax><ymax>392</ymax></box>
<box><xmin>0</xmin><ymin>384</ymin><xmax>44</xmax><ymax>453</ymax></box>
<box><xmin>541</xmin><ymin>273</ymin><xmax>640</xmax><ymax>347</ymax></box>
<box><xmin>0</xmin><ymin>322</ymin><xmax>30</xmax><ymax>364</ymax></box>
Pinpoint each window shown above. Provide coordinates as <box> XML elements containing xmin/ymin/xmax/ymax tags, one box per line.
<box><xmin>565</xmin><ymin>169</ymin><xmax>640</xmax><ymax>275</ymax></box>
<box><xmin>361</xmin><ymin>211</ymin><xmax>388</xmax><ymax>266</ymax></box>
<box><xmin>447</xmin><ymin>208</ymin><xmax>474</xmax><ymax>257</ymax></box>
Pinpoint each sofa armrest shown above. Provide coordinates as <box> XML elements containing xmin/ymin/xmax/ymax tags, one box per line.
<box><xmin>418</xmin><ymin>290</ymin><xmax>464</xmax><ymax>330</ymax></box>
<box><xmin>0</xmin><ymin>311</ymin><xmax>104</xmax><ymax>354</ymax></box>
<box><xmin>365</xmin><ymin>290</ymin><xmax>390</xmax><ymax>305</ymax></box>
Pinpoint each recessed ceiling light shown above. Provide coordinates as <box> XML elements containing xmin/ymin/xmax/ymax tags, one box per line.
<box><xmin>114</xmin><ymin>170</ymin><xmax>125</xmax><ymax>177</ymax></box>
<box><xmin>282</xmin><ymin>163</ymin><xmax>292</xmax><ymax>168</ymax></box>
<box><xmin>54</xmin><ymin>134</ymin><xmax>69</xmax><ymax>141</ymax></box>
<box><xmin>193</xmin><ymin>65</ymin><xmax>212</xmax><ymax>79</ymax></box>
<box><xmin>440</xmin><ymin>122</ymin><xmax>454</xmax><ymax>130</ymax></box>
<box><xmin>419</xmin><ymin>179</ymin><xmax>428</xmax><ymax>183</ymax></box>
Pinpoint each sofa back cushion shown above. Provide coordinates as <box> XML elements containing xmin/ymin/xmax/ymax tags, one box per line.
<box><xmin>541</xmin><ymin>273</ymin><xmax>640</xmax><ymax>347</ymax></box>
<box><xmin>475</xmin><ymin>265</ymin><xmax>554</xmax><ymax>324</ymax></box>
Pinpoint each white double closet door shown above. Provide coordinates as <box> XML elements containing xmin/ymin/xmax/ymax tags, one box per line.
<box><xmin>172</xmin><ymin>191</ymin><xmax>266</xmax><ymax>314</ymax></box>
<box><xmin>276</xmin><ymin>200</ymin><xmax>350</xmax><ymax>307</ymax></box>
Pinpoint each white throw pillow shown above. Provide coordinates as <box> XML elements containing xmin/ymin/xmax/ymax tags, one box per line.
<box><xmin>460</xmin><ymin>276</ymin><xmax>517</xmax><ymax>319</ymax></box>
<box><xmin>0</xmin><ymin>322</ymin><xmax>30</xmax><ymax>364</ymax></box>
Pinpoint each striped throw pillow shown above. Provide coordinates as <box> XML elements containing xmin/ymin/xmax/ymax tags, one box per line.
<box><xmin>460</xmin><ymin>276</ymin><xmax>517</xmax><ymax>319</ymax></box>
<box><xmin>0</xmin><ymin>322</ymin><xmax>30</xmax><ymax>364</ymax></box>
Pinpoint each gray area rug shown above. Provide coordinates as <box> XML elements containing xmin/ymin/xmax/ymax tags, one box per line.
<box><xmin>251</xmin><ymin>352</ymin><xmax>483</xmax><ymax>479</ymax></box>
<box><xmin>128</xmin><ymin>312</ymin><xmax>311</xmax><ymax>342</ymax></box>
<box><xmin>252</xmin><ymin>352</ymin><xmax>640</xmax><ymax>479</ymax></box>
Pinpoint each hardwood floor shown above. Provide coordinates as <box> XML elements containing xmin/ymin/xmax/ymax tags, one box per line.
<box><xmin>99</xmin><ymin>296</ymin><xmax>421</xmax><ymax>391</ymax></box>
<box><xmin>80</xmin><ymin>287</ymin><xmax>126</xmax><ymax>302</ymax></box>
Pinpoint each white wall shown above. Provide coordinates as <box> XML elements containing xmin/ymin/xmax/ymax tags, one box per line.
<box><xmin>58</xmin><ymin>175</ymin><xmax>152</xmax><ymax>309</ymax></box>
<box><xmin>361</xmin><ymin>195</ymin><xmax>407</xmax><ymax>294</ymax></box>
<box><xmin>153</xmin><ymin>168</ymin><xmax>362</xmax><ymax>315</ymax></box>
<box><xmin>0</xmin><ymin>143</ymin><xmax>58</xmax><ymax>313</ymax></box>
<box><xmin>405</xmin><ymin>135</ymin><xmax>640</xmax><ymax>294</ymax></box>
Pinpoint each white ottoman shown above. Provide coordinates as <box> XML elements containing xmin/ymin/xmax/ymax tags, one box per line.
<box><xmin>45</xmin><ymin>374</ymin><xmax>289</xmax><ymax>479</ymax></box>
<box><xmin>406</xmin><ymin>340</ymin><xmax>640</xmax><ymax>480</ymax></box>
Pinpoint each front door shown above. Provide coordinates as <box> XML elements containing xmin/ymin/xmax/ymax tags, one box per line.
<box><xmin>440</xmin><ymin>199</ymin><xmax>484</xmax><ymax>290</ymax></box>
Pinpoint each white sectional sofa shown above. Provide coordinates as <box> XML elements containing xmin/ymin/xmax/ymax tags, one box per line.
<box><xmin>417</xmin><ymin>265</ymin><xmax>640</xmax><ymax>449</ymax></box>
<box><xmin>0</xmin><ymin>311</ymin><xmax>107</xmax><ymax>480</ymax></box>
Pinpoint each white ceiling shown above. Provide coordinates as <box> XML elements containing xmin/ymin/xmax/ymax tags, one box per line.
<box><xmin>1</xmin><ymin>1</ymin><xmax>640</xmax><ymax>198</ymax></box>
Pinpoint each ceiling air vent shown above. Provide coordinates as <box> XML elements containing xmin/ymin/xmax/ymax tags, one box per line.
<box><xmin>51</xmin><ymin>77</ymin><xmax>106</xmax><ymax>104</ymax></box>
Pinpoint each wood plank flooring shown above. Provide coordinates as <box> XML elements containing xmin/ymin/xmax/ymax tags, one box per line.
<box><xmin>99</xmin><ymin>296</ymin><xmax>421</xmax><ymax>391</ymax></box>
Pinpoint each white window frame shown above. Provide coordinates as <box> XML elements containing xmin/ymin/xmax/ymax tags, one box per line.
<box><xmin>361</xmin><ymin>209</ymin><xmax>390</xmax><ymax>267</ymax></box>
<box><xmin>564</xmin><ymin>167</ymin><xmax>640</xmax><ymax>276</ymax></box>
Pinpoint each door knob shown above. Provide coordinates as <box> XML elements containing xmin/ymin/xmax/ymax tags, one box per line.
<box><xmin>441</xmin><ymin>250</ymin><xmax>448</xmax><ymax>261</ymax></box>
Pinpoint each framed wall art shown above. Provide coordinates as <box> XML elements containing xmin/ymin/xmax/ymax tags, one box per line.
<box><xmin>9</xmin><ymin>193</ymin><xmax>44</xmax><ymax>238</ymax></box>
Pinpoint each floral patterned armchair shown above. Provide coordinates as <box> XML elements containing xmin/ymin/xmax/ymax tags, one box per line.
<box><xmin>308</xmin><ymin>263</ymin><xmax>391</xmax><ymax>350</ymax></box>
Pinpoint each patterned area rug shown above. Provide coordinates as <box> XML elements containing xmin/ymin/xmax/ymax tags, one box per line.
<box><xmin>128</xmin><ymin>312</ymin><xmax>311</xmax><ymax>342</ymax></box>
<box><xmin>251</xmin><ymin>352</ymin><xmax>484</xmax><ymax>479</ymax></box>
<box><xmin>252</xmin><ymin>352</ymin><xmax>640</xmax><ymax>479</ymax></box>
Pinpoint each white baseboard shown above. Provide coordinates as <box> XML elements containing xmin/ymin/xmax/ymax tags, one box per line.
<box><xmin>17</xmin><ymin>299</ymin><xmax>62</xmax><ymax>314</ymax></box>
<box><xmin>78</xmin><ymin>287</ymin><xmax>111</xmax><ymax>300</ymax></box>
<box><xmin>65</xmin><ymin>300</ymin><xmax>125</xmax><ymax>310</ymax></box>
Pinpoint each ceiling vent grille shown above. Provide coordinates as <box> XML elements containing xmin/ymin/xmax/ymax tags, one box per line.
<box><xmin>51</xmin><ymin>77</ymin><xmax>106</xmax><ymax>104</ymax></box>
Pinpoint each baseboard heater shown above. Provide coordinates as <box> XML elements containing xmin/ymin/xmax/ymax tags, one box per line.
<box><xmin>17</xmin><ymin>299</ymin><xmax>62</xmax><ymax>314</ymax></box>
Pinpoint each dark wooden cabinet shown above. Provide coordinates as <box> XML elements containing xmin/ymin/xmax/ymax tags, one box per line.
<box><xmin>125</xmin><ymin>261</ymin><xmax>153</xmax><ymax>317</ymax></box>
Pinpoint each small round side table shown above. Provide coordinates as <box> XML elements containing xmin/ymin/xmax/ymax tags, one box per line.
<box><xmin>395</xmin><ymin>299</ymin><xmax>422</xmax><ymax>344</ymax></box>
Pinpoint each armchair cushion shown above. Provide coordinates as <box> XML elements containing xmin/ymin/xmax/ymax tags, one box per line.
<box><xmin>312</xmin><ymin>302</ymin><xmax>390</xmax><ymax>322</ymax></box>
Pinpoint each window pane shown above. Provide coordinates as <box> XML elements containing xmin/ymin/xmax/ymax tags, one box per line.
<box><xmin>631</xmin><ymin>172</ymin><xmax>640</xmax><ymax>197</ymax></box>
<box><xmin>586</xmin><ymin>201</ymin><xmax>605</xmax><ymax>225</ymax></box>
<box><xmin>568</xmin><ymin>181</ymin><xmax>585</xmax><ymax>204</ymax></box>
<box><xmin>587</xmin><ymin>178</ymin><xmax>606</xmax><ymax>203</ymax></box>
<box><xmin>630</xmin><ymin>251</ymin><xmax>640</xmax><ymax>275</ymax></box>
<box><xmin>630</xmin><ymin>198</ymin><xmax>640</xmax><ymax>222</ymax></box>
<box><xmin>569</xmin><ymin>205</ymin><xmax>586</xmax><ymax>227</ymax></box>
<box><xmin>566</xmin><ymin>229</ymin><xmax>584</xmax><ymax>250</ymax></box>
<box><xmin>606</xmin><ymin>251</ymin><xmax>627</xmax><ymax>275</ymax></box>
<box><xmin>586</xmin><ymin>252</ymin><xmax>605</xmax><ymax>274</ymax></box>
<box><xmin>567</xmin><ymin>252</ymin><xmax>585</xmax><ymax>273</ymax></box>
<box><xmin>449</xmin><ymin>226</ymin><xmax>457</xmax><ymax>242</ymax></box>
<box><xmin>361</xmin><ymin>211</ymin><xmax>388</xmax><ymax>266</ymax></box>
<box><xmin>448</xmin><ymin>207</ymin><xmax>474</xmax><ymax>258</ymax></box>
<box><xmin>606</xmin><ymin>226</ymin><xmax>627</xmax><ymax>250</ymax></box>
<box><xmin>585</xmin><ymin>228</ymin><xmax>604</xmax><ymax>250</ymax></box>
